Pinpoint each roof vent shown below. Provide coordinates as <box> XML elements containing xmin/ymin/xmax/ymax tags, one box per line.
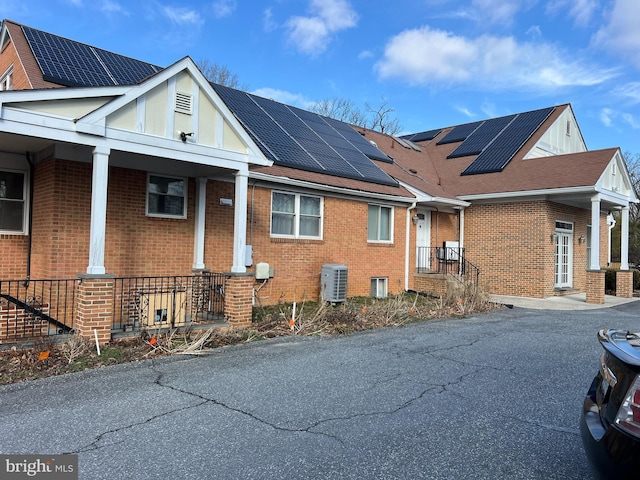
<box><xmin>369</xmin><ymin>140</ymin><xmax>378</xmax><ymax>147</ymax></box>
<box><xmin>175</xmin><ymin>92</ymin><xmax>192</xmax><ymax>115</ymax></box>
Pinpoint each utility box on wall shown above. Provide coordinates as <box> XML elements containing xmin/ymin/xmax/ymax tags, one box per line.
<box><xmin>321</xmin><ymin>264</ymin><xmax>348</xmax><ymax>303</ymax></box>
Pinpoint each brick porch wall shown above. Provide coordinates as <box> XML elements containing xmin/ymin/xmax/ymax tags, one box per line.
<box><xmin>616</xmin><ymin>270</ymin><xmax>634</xmax><ymax>298</ymax></box>
<box><xmin>586</xmin><ymin>270</ymin><xmax>605</xmax><ymax>304</ymax></box>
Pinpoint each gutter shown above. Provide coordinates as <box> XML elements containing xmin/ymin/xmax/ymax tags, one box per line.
<box><xmin>25</xmin><ymin>151</ymin><xmax>34</xmax><ymax>280</ymax></box>
<box><xmin>405</xmin><ymin>202</ymin><xmax>417</xmax><ymax>292</ymax></box>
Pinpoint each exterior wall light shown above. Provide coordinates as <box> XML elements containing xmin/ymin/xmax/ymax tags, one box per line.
<box><xmin>412</xmin><ymin>214</ymin><xmax>420</xmax><ymax>225</ymax></box>
<box><xmin>579</xmin><ymin>235</ymin><xmax>586</xmax><ymax>244</ymax></box>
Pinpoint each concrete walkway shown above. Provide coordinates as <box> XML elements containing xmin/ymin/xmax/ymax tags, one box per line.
<box><xmin>491</xmin><ymin>292</ymin><xmax>640</xmax><ymax>310</ymax></box>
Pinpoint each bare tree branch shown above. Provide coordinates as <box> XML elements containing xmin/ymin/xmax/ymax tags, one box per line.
<box><xmin>196</xmin><ymin>59</ymin><xmax>247</xmax><ymax>89</ymax></box>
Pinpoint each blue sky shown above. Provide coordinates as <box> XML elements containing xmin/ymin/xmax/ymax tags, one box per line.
<box><xmin>4</xmin><ymin>0</ymin><xmax>640</xmax><ymax>155</ymax></box>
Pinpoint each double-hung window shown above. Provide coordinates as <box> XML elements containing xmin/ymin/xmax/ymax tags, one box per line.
<box><xmin>367</xmin><ymin>204</ymin><xmax>393</xmax><ymax>242</ymax></box>
<box><xmin>0</xmin><ymin>169</ymin><xmax>27</xmax><ymax>234</ymax></box>
<box><xmin>271</xmin><ymin>191</ymin><xmax>322</xmax><ymax>238</ymax></box>
<box><xmin>147</xmin><ymin>174</ymin><xmax>187</xmax><ymax>218</ymax></box>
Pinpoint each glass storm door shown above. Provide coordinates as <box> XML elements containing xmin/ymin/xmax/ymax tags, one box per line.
<box><xmin>554</xmin><ymin>232</ymin><xmax>573</xmax><ymax>288</ymax></box>
<box><xmin>416</xmin><ymin>211</ymin><xmax>431</xmax><ymax>272</ymax></box>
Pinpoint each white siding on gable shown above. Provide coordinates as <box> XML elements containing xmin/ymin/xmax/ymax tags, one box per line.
<box><xmin>525</xmin><ymin>107</ymin><xmax>587</xmax><ymax>159</ymax></box>
<box><xmin>145</xmin><ymin>82</ymin><xmax>168</xmax><ymax>136</ymax></box>
<box><xmin>601</xmin><ymin>152</ymin><xmax>631</xmax><ymax>196</ymax></box>
<box><xmin>106</xmin><ymin>99</ymin><xmax>137</xmax><ymax>130</ymax></box>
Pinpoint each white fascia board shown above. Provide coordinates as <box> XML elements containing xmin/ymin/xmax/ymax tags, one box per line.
<box><xmin>458</xmin><ymin>186</ymin><xmax>596</xmax><ymax>202</ymax></box>
<box><xmin>249</xmin><ymin>171</ymin><xmax>415</xmax><ymax>204</ymax></box>
<box><xmin>399</xmin><ymin>180</ymin><xmax>470</xmax><ymax>208</ymax></box>
<box><xmin>595</xmin><ymin>187</ymin><xmax>634</xmax><ymax>207</ymax></box>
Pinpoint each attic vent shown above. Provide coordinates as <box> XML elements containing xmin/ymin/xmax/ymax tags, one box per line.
<box><xmin>175</xmin><ymin>92</ymin><xmax>192</xmax><ymax>115</ymax></box>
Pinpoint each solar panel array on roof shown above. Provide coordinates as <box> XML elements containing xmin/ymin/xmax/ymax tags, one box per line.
<box><xmin>401</xmin><ymin>129</ymin><xmax>442</xmax><ymax>143</ymax></box>
<box><xmin>436</xmin><ymin>121</ymin><xmax>483</xmax><ymax>145</ymax></box>
<box><xmin>212</xmin><ymin>84</ymin><xmax>398</xmax><ymax>187</ymax></box>
<box><xmin>461</xmin><ymin>107</ymin><xmax>555</xmax><ymax>175</ymax></box>
<box><xmin>447</xmin><ymin>115</ymin><xmax>516</xmax><ymax>159</ymax></box>
<box><xmin>22</xmin><ymin>25</ymin><xmax>160</xmax><ymax>87</ymax></box>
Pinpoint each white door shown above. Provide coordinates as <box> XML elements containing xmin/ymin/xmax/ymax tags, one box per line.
<box><xmin>554</xmin><ymin>232</ymin><xmax>573</xmax><ymax>288</ymax></box>
<box><xmin>416</xmin><ymin>211</ymin><xmax>431</xmax><ymax>271</ymax></box>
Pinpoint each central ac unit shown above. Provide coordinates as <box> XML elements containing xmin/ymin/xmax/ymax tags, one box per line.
<box><xmin>321</xmin><ymin>264</ymin><xmax>348</xmax><ymax>303</ymax></box>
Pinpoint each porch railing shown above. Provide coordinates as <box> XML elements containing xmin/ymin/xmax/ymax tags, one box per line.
<box><xmin>112</xmin><ymin>273</ymin><xmax>226</xmax><ymax>333</ymax></box>
<box><xmin>416</xmin><ymin>247</ymin><xmax>480</xmax><ymax>288</ymax></box>
<box><xmin>0</xmin><ymin>279</ymin><xmax>79</xmax><ymax>341</ymax></box>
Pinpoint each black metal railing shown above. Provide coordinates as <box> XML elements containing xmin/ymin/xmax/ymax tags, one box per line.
<box><xmin>0</xmin><ymin>279</ymin><xmax>79</xmax><ymax>341</ymax></box>
<box><xmin>416</xmin><ymin>247</ymin><xmax>480</xmax><ymax>287</ymax></box>
<box><xmin>112</xmin><ymin>273</ymin><xmax>226</xmax><ymax>332</ymax></box>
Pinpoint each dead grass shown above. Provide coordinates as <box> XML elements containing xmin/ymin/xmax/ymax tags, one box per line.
<box><xmin>0</xmin><ymin>288</ymin><xmax>497</xmax><ymax>386</ymax></box>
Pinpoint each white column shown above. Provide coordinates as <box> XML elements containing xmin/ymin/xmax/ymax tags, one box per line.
<box><xmin>621</xmin><ymin>206</ymin><xmax>630</xmax><ymax>270</ymax></box>
<box><xmin>231</xmin><ymin>168</ymin><xmax>248</xmax><ymax>273</ymax></box>
<box><xmin>192</xmin><ymin>177</ymin><xmax>207</xmax><ymax>270</ymax></box>
<box><xmin>86</xmin><ymin>146</ymin><xmax>110</xmax><ymax>275</ymax></box>
<box><xmin>589</xmin><ymin>196</ymin><xmax>601</xmax><ymax>270</ymax></box>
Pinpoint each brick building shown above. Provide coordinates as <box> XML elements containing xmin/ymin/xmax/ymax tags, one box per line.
<box><xmin>0</xmin><ymin>20</ymin><xmax>636</xmax><ymax>342</ymax></box>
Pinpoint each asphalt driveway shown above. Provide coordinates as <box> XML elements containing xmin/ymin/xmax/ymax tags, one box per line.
<box><xmin>2</xmin><ymin>301</ymin><xmax>639</xmax><ymax>479</ymax></box>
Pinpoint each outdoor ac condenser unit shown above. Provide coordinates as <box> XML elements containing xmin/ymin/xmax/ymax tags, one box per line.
<box><xmin>321</xmin><ymin>264</ymin><xmax>348</xmax><ymax>303</ymax></box>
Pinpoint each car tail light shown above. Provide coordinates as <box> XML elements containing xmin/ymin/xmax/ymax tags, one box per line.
<box><xmin>615</xmin><ymin>374</ymin><xmax>640</xmax><ymax>437</ymax></box>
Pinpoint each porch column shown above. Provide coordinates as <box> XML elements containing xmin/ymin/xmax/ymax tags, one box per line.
<box><xmin>86</xmin><ymin>146</ymin><xmax>110</xmax><ymax>275</ymax></box>
<box><xmin>589</xmin><ymin>196</ymin><xmax>601</xmax><ymax>270</ymax></box>
<box><xmin>231</xmin><ymin>168</ymin><xmax>248</xmax><ymax>273</ymax></box>
<box><xmin>192</xmin><ymin>177</ymin><xmax>207</xmax><ymax>270</ymax></box>
<box><xmin>621</xmin><ymin>206</ymin><xmax>630</xmax><ymax>270</ymax></box>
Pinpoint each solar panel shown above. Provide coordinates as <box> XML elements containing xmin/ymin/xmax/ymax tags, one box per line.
<box><xmin>461</xmin><ymin>107</ymin><xmax>555</xmax><ymax>175</ymax></box>
<box><xmin>401</xmin><ymin>129</ymin><xmax>441</xmax><ymax>142</ymax></box>
<box><xmin>447</xmin><ymin>115</ymin><xmax>516</xmax><ymax>159</ymax></box>
<box><xmin>212</xmin><ymin>84</ymin><xmax>397</xmax><ymax>186</ymax></box>
<box><xmin>436</xmin><ymin>121</ymin><xmax>483</xmax><ymax>145</ymax></box>
<box><xmin>22</xmin><ymin>25</ymin><xmax>160</xmax><ymax>87</ymax></box>
<box><xmin>321</xmin><ymin>117</ymin><xmax>392</xmax><ymax>163</ymax></box>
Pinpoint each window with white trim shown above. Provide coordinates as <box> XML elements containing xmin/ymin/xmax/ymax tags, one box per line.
<box><xmin>367</xmin><ymin>204</ymin><xmax>393</xmax><ymax>242</ymax></box>
<box><xmin>370</xmin><ymin>277</ymin><xmax>388</xmax><ymax>298</ymax></box>
<box><xmin>0</xmin><ymin>67</ymin><xmax>13</xmax><ymax>91</ymax></box>
<box><xmin>271</xmin><ymin>191</ymin><xmax>322</xmax><ymax>238</ymax></box>
<box><xmin>146</xmin><ymin>174</ymin><xmax>187</xmax><ymax>218</ymax></box>
<box><xmin>0</xmin><ymin>169</ymin><xmax>27</xmax><ymax>233</ymax></box>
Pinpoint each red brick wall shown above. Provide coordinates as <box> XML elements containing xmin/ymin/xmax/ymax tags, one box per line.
<box><xmin>0</xmin><ymin>235</ymin><xmax>28</xmax><ymax>278</ymax></box>
<box><xmin>246</xmin><ymin>186</ymin><xmax>408</xmax><ymax>304</ymax></box>
<box><xmin>464</xmin><ymin>200</ymin><xmax>593</xmax><ymax>298</ymax></box>
<box><xmin>0</xmin><ymin>39</ymin><xmax>31</xmax><ymax>90</ymax></box>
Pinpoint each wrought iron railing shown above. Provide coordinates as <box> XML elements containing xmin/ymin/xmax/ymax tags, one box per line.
<box><xmin>112</xmin><ymin>273</ymin><xmax>226</xmax><ymax>332</ymax></box>
<box><xmin>416</xmin><ymin>247</ymin><xmax>480</xmax><ymax>288</ymax></box>
<box><xmin>0</xmin><ymin>279</ymin><xmax>79</xmax><ymax>341</ymax></box>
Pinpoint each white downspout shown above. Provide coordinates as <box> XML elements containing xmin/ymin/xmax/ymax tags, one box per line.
<box><xmin>405</xmin><ymin>202</ymin><xmax>417</xmax><ymax>292</ymax></box>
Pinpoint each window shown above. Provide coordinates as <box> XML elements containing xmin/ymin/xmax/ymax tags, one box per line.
<box><xmin>147</xmin><ymin>174</ymin><xmax>187</xmax><ymax>218</ymax></box>
<box><xmin>271</xmin><ymin>191</ymin><xmax>322</xmax><ymax>238</ymax></box>
<box><xmin>370</xmin><ymin>277</ymin><xmax>388</xmax><ymax>298</ymax></box>
<box><xmin>0</xmin><ymin>67</ymin><xmax>12</xmax><ymax>91</ymax></box>
<box><xmin>368</xmin><ymin>204</ymin><xmax>393</xmax><ymax>242</ymax></box>
<box><xmin>0</xmin><ymin>170</ymin><xmax>27</xmax><ymax>233</ymax></box>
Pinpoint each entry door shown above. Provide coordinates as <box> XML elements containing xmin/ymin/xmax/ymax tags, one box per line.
<box><xmin>554</xmin><ymin>232</ymin><xmax>573</xmax><ymax>288</ymax></box>
<box><xmin>416</xmin><ymin>211</ymin><xmax>431</xmax><ymax>271</ymax></box>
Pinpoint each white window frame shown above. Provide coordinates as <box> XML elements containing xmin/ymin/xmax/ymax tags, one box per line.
<box><xmin>270</xmin><ymin>191</ymin><xmax>323</xmax><ymax>239</ymax></box>
<box><xmin>0</xmin><ymin>168</ymin><xmax>28</xmax><ymax>235</ymax></box>
<box><xmin>0</xmin><ymin>66</ymin><xmax>13</xmax><ymax>91</ymax></box>
<box><xmin>367</xmin><ymin>204</ymin><xmax>394</xmax><ymax>243</ymax></box>
<box><xmin>370</xmin><ymin>277</ymin><xmax>388</xmax><ymax>298</ymax></box>
<box><xmin>146</xmin><ymin>173</ymin><xmax>187</xmax><ymax>219</ymax></box>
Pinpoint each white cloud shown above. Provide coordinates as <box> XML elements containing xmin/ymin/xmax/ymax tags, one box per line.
<box><xmin>622</xmin><ymin>113</ymin><xmax>640</xmax><ymax>129</ymax></box>
<box><xmin>600</xmin><ymin>108</ymin><xmax>614</xmax><ymax>127</ymax></box>
<box><xmin>101</xmin><ymin>0</ymin><xmax>127</xmax><ymax>14</ymax></box>
<box><xmin>593</xmin><ymin>0</ymin><xmax>640</xmax><ymax>69</ymax></box>
<box><xmin>251</xmin><ymin>88</ymin><xmax>314</xmax><ymax>109</ymax></box>
<box><xmin>263</xmin><ymin>7</ymin><xmax>277</xmax><ymax>32</ymax></box>
<box><xmin>211</xmin><ymin>0</ymin><xmax>236</xmax><ymax>19</ymax></box>
<box><xmin>614</xmin><ymin>82</ymin><xmax>640</xmax><ymax>104</ymax></box>
<box><xmin>285</xmin><ymin>0</ymin><xmax>358</xmax><ymax>56</ymax></box>
<box><xmin>455</xmin><ymin>106</ymin><xmax>475</xmax><ymax>117</ymax></box>
<box><xmin>470</xmin><ymin>0</ymin><xmax>522</xmax><ymax>26</ymax></box>
<box><xmin>162</xmin><ymin>6</ymin><xmax>203</xmax><ymax>25</ymax></box>
<box><xmin>546</xmin><ymin>0</ymin><xmax>599</xmax><ymax>27</ymax></box>
<box><xmin>375</xmin><ymin>26</ymin><xmax>619</xmax><ymax>91</ymax></box>
<box><xmin>358</xmin><ymin>50</ymin><xmax>374</xmax><ymax>60</ymax></box>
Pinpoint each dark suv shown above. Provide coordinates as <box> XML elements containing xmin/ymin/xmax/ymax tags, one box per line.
<box><xmin>581</xmin><ymin>329</ymin><xmax>640</xmax><ymax>478</ymax></box>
